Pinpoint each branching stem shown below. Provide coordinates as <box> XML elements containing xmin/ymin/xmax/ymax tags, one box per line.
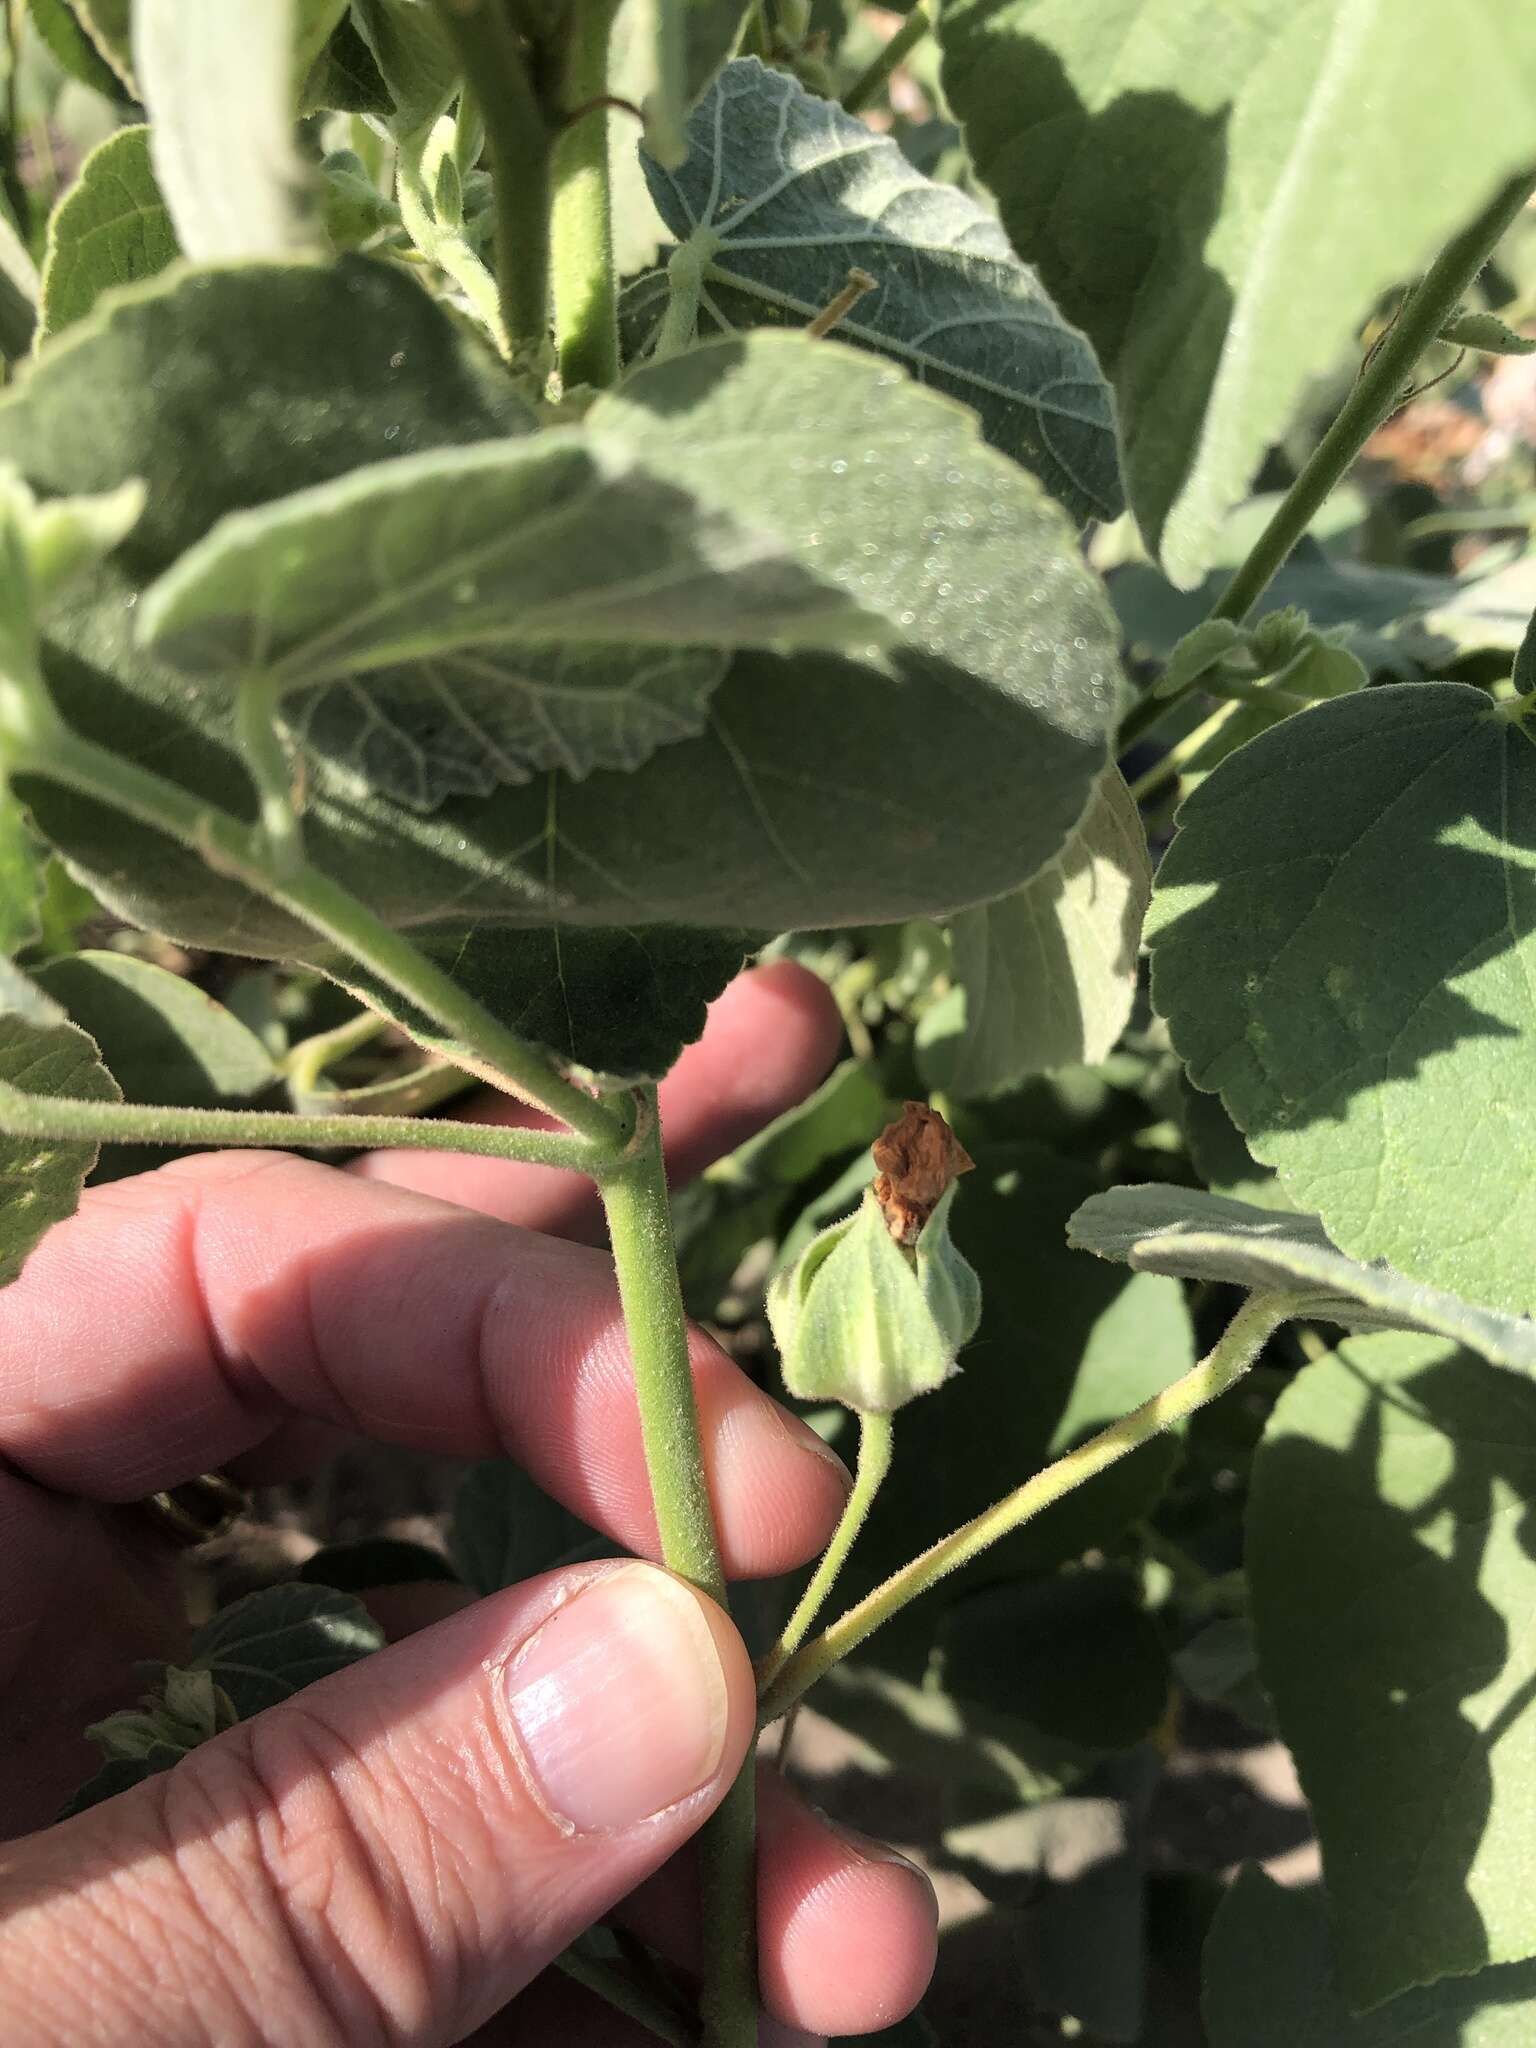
<box><xmin>756</xmin><ymin>1409</ymin><xmax>892</xmax><ymax>1694</ymax></box>
<box><xmin>597</xmin><ymin>1091</ymin><xmax>757</xmax><ymax>2048</ymax></box>
<box><xmin>1120</xmin><ymin>164</ymin><xmax>1536</xmax><ymax>753</ymax></box>
<box><xmin>758</xmin><ymin>1291</ymin><xmax>1292</xmax><ymax>1725</ymax></box>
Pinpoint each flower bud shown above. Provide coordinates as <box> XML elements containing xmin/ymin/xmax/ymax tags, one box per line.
<box><xmin>768</xmin><ymin>1103</ymin><xmax>981</xmax><ymax>1413</ymax></box>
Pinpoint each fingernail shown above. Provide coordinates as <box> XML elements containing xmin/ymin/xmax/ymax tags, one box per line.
<box><xmin>505</xmin><ymin>1566</ymin><xmax>730</xmax><ymax>1834</ymax></box>
<box><xmin>728</xmin><ymin>1399</ymin><xmax>851</xmax><ymax>1492</ymax></box>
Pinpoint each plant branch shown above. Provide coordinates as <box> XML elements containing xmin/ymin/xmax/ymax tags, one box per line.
<box><xmin>756</xmin><ymin>1409</ymin><xmax>892</xmax><ymax>1694</ymax></box>
<box><xmin>1120</xmin><ymin>164</ymin><xmax>1536</xmax><ymax>753</ymax></box>
<box><xmin>8</xmin><ymin>717</ymin><xmax>626</xmax><ymax>1148</ymax></box>
<box><xmin>842</xmin><ymin>2</ymin><xmax>932</xmax><ymax>115</ymax></box>
<box><xmin>0</xmin><ymin>1080</ymin><xmax>600</xmax><ymax>1168</ymax></box>
<box><xmin>550</xmin><ymin>0</ymin><xmax>624</xmax><ymax>389</ymax></box>
<box><xmin>432</xmin><ymin>0</ymin><xmax>553</xmax><ymax>364</ymax></box>
<box><xmin>758</xmin><ymin>1291</ymin><xmax>1292</xmax><ymax>1725</ymax></box>
<box><xmin>597</xmin><ymin>1090</ymin><xmax>757</xmax><ymax>2048</ymax></box>
<box><xmin>555</xmin><ymin>1949</ymin><xmax>695</xmax><ymax>2048</ymax></box>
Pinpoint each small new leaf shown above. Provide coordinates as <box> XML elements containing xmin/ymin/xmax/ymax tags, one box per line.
<box><xmin>1439</xmin><ymin>307</ymin><xmax>1536</xmax><ymax>355</ymax></box>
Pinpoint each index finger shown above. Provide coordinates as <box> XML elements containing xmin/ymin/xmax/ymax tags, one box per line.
<box><xmin>0</xmin><ymin>1151</ymin><xmax>848</xmax><ymax>1578</ymax></box>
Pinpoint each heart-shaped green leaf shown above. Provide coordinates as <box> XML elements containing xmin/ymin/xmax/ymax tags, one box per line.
<box><xmin>1147</xmin><ymin>684</ymin><xmax>1536</xmax><ymax>1316</ymax></box>
<box><xmin>36</xmin><ymin>951</ymin><xmax>276</xmax><ymax>1106</ymax></box>
<box><xmin>1249</xmin><ymin>1335</ymin><xmax>1536</xmax><ymax>2007</ymax></box>
<box><xmin>180</xmin><ymin>1584</ymin><xmax>385</xmax><ymax>1719</ymax></box>
<box><xmin>0</xmin><ymin>960</ymin><xmax>121</xmax><ymax>1289</ymax></box>
<box><xmin>626</xmin><ymin>59</ymin><xmax>1122</xmax><ymax>525</ymax></box>
<box><xmin>1067</xmin><ymin>1184</ymin><xmax>1536</xmax><ymax>1376</ymax></box>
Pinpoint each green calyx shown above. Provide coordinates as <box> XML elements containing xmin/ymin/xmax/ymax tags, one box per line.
<box><xmin>768</xmin><ymin>1182</ymin><xmax>981</xmax><ymax>1414</ymax></box>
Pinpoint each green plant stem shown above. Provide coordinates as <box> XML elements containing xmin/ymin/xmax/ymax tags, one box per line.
<box><xmin>1119</xmin><ymin>164</ymin><xmax>1536</xmax><ymax>754</ymax></box>
<box><xmin>842</xmin><ymin>2</ymin><xmax>932</xmax><ymax>115</ymax></box>
<box><xmin>758</xmin><ymin>1291</ymin><xmax>1292</xmax><ymax>1725</ymax></box>
<box><xmin>756</xmin><ymin>1409</ymin><xmax>892</xmax><ymax>1694</ymax></box>
<box><xmin>549</xmin><ymin>0</ymin><xmax>623</xmax><ymax>389</ymax></box>
<box><xmin>6</xmin><ymin>715</ymin><xmax>625</xmax><ymax>1147</ymax></box>
<box><xmin>432</xmin><ymin>0</ymin><xmax>553</xmax><ymax>362</ymax></box>
<box><xmin>279</xmin><ymin>1009</ymin><xmax>390</xmax><ymax>1094</ymax></box>
<box><xmin>396</xmin><ymin>122</ymin><xmax>507</xmax><ymax>351</ymax></box>
<box><xmin>0</xmin><ymin>1080</ymin><xmax>600</xmax><ymax>1167</ymax></box>
<box><xmin>290</xmin><ymin>1057</ymin><xmax>477</xmax><ymax>1120</ymax></box>
<box><xmin>555</xmin><ymin>1950</ymin><xmax>694</xmax><ymax>2048</ymax></box>
<box><xmin>597</xmin><ymin>1091</ymin><xmax>757</xmax><ymax>2048</ymax></box>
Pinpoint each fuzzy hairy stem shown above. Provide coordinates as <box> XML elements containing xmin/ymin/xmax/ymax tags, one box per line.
<box><xmin>7</xmin><ymin>715</ymin><xmax>626</xmax><ymax>1148</ymax></box>
<box><xmin>597</xmin><ymin>1092</ymin><xmax>757</xmax><ymax>2048</ymax></box>
<box><xmin>549</xmin><ymin>0</ymin><xmax>624</xmax><ymax>388</ymax></box>
<box><xmin>756</xmin><ymin>1408</ymin><xmax>892</xmax><ymax>1694</ymax></box>
<box><xmin>758</xmin><ymin>1291</ymin><xmax>1292</xmax><ymax>1725</ymax></box>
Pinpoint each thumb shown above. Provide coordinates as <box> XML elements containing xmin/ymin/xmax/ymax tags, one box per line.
<box><xmin>0</xmin><ymin>1562</ymin><xmax>753</xmax><ymax>2047</ymax></box>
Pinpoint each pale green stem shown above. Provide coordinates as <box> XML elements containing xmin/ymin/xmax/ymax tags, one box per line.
<box><xmin>5</xmin><ymin>714</ymin><xmax>626</xmax><ymax>1147</ymax></box>
<box><xmin>758</xmin><ymin>1292</ymin><xmax>1292</xmax><ymax>1725</ymax></box>
<box><xmin>1120</xmin><ymin>164</ymin><xmax>1536</xmax><ymax>754</ymax></box>
<box><xmin>431</xmin><ymin>0</ymin><xmax>553</xmax><ymax>364</ymax></box>
<box><xmin>652</xmin><ymin>236</ymin><xmax>713</xmax><ymax>362</ymax></box>
<box><xmin>550</xmin><ymin>0</ymin><xmax>624</xmax><ymax>390</ymax></box>
<box><xmin>756</xmin><ymin>1409</ymin><xmax>893</xmax><ymax>1694</ymax></box>
<box><xmin>279</xmin><ymin>1009</ymin><xmax>389</xmax><ymax>1094</ymax></box>
<box><xmin>842</xmin><ymin>2</ymin><xmax>932</xmax><ymax>115</ymax></box>
<box><xmin>596</xmin><ymin>1090</ymin><xmax>756</xmax><ymax>2048</ymax></box>
<box><xmin>290</xmin><ymin>1055</ymin><xmax>476</xmax><ymax>1121</ymax></box>
<box><xmin>0</xmin><ymin>1081</ymin><xmax>599</xmax><ymax>1168</ymax></box>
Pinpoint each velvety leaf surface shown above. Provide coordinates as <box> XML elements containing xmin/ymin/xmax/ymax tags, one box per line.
<box><xmin>1205</xmin><ymin>1866</ymin><xmax>1536</xmax><ymax>2045</ymax></box>
<box><xmin>1147</xmin><ymin>684</ymin><xmax>1536</xmax><ymax>1315</ymax></box>
<box><xmin>940</xmin><ymin>0</ymin><xmax>1536</xmax><ymax>581</ymax></box>
<box><xmin>0</xmin><ymin>960</ymin><xmax>120</xmax><ymax>1288</ymax></box>
<box><xmin>182</xmin><ymin>1584</ymin><xmax>384</xmax><ymax>1718</ymax></box>
<box><xmin>27</xmin><ymin>0</ymin><xmax>128</xmax><ymax>98</ymax></box>
<box><xmin>0</xmin><ymin>260</ymin><xmax>533</xmax><ymax>579</ymax></box>
<box><xmin>1067</xmin><ymin>1185</ymin><xmax>1536</xmax><ymax>1375</ymax></box>
<box><xmin>627</xmin><ymin>60</ymin><xmax>1122</xmax><ymax>525</ymax></box>
<box><xmin>35</xmin><ymin>951</ymin><xmax>276</xmax><ymax>1105</ymax></box>
<box><xmin>1248</xmin><ymin>1335</ymin><xmax>1536</xmax><ymax>2006</ymax></box>
<box><xmin>917</xmin><ymin>768</ymin><xmax>1149</xmax><ymax>1096</ymax></box>
<box><xmin>13</xmin><ymin>310</ymin><xmax>1122</xmax><ymax>944</ymax></box>
<box><xmin>319</xmin><ymin>922</ymin><xmax>755</xmax><ymax>1081</ymax></box>
<box><xmin>134</xmin><ymin>0</ymin><xmax>317</xmax><ymax>262</ymax></box>
<box><xmin>38</xmin><ymin>127</ymin><xmax>179</xmax><ymax>344</ymax></box>
<box><xmin>351</xmin><ymin>0</ymin><xmax>460</xmax><ymax>129</ymax></box>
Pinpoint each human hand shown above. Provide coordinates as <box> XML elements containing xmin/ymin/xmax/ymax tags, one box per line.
<box><xmin>0</xmin><ymin>964</ymin><xmax>937</xmax><ymax>2045</ymax></box>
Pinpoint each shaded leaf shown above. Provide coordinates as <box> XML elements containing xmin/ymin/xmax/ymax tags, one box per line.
<box><xmin>940</xmin><ymin>0</ymin><xmax>1536</xmax><ymax>581</ymax></box>
<box><xmin>59</xmin><ymin>1749</ymin><xmax>183</xmax><ymax>1820</ymax></box>
<box><xmin>1067</xmin><ymin>1184</ymin><xmax>1536</xmax><ymax>1376</ymax></box>
<box><xmin>451</xmin><ymin>1461</ymin><xmax>616</xmax><ymax>1596</ymax></box>
<box><xmin>26</xmin><ymin>0</ymin><xmax>129</xmax><ymax>98</ymax></box>
<box><xmin>1441</xmin><ymin>308</ymin><xmax>1536</xmax><ymax>356</ymax></box>
<box><xmin>39</xmin><ymin>127</ymin><xmax>178</xmax><ymax>343</ymax></box>
<box><xmin>351</xmin><ymin>0</ymin><xmax>460</xmax><ymax>130</ymax></box>
<box><xmin>321</xmin><ymin>922</ymin><xmax>754</xmax><ymax>1081</ymax></box>
<box><xmin>1205</xmin><ymin>1866</ymin><xmax>1536</xmax><ymax>2045</ymax></box>
<box><xmin>917</xmin><ymin>768</ymin><xmax>1149</xmax><ymax>1096</ymax></box>
<box><xmin>1249</xmin><ymin>1334</ymin><xmax>1536</xmax><ymax>2006</ymax></box>
<box><xmin>1177</xmin><ymin>1071</ymin><xmax>1282</xmax><ymax>1208</ymax></box>
<box><xmin>939</xmin><ymin>1567</ymin><xmax>1170</xmax><ymax>1752</ymax></box>
<box><xmin>72</xmin><ymin>0</ymin><xmax>133</xmax><ymax>88</ymax></box>
<box><xmin>183</xmin><ymin>1584</ymin><xmax>384</xmax><ymax>1718</ymax></box>
<box><xmin>299</xmin><ymin>1538</ymin><xmax>460</xmax><ymax>1590</ymax></box>
<box><xmin>134</xmin><ymin>0</ymin><xmax>317</xmax><ymax>261</ymax></box>
<box><xmin>1147</xmin><ymin>683</ymin><xmax>1536</xmax><ymax>1315</ymax></box>
<box><xmin>12</xmin><ymin>311</ymin><xmax>1122</xmax><ymax>946</ymax></box>
<box><xmin>628</xmin><ymin>59</ymin><xmax>1122</xmax><ymax>524</ymax></box>
<box><xmin>0</xmin><ymin>960</ymin><xmax>120</xmax><ymax>1288</ymax></box>
<box><xmin>35</xmin><ymin>951</ymin><xmax>276</xmax><ymax>1106</ymax></box>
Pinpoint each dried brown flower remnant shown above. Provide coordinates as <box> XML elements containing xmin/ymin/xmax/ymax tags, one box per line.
<box><xmin>872</xmin><ymin>1101</ymin><xmax>974</xmax><ymax>1246</ymax></box>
